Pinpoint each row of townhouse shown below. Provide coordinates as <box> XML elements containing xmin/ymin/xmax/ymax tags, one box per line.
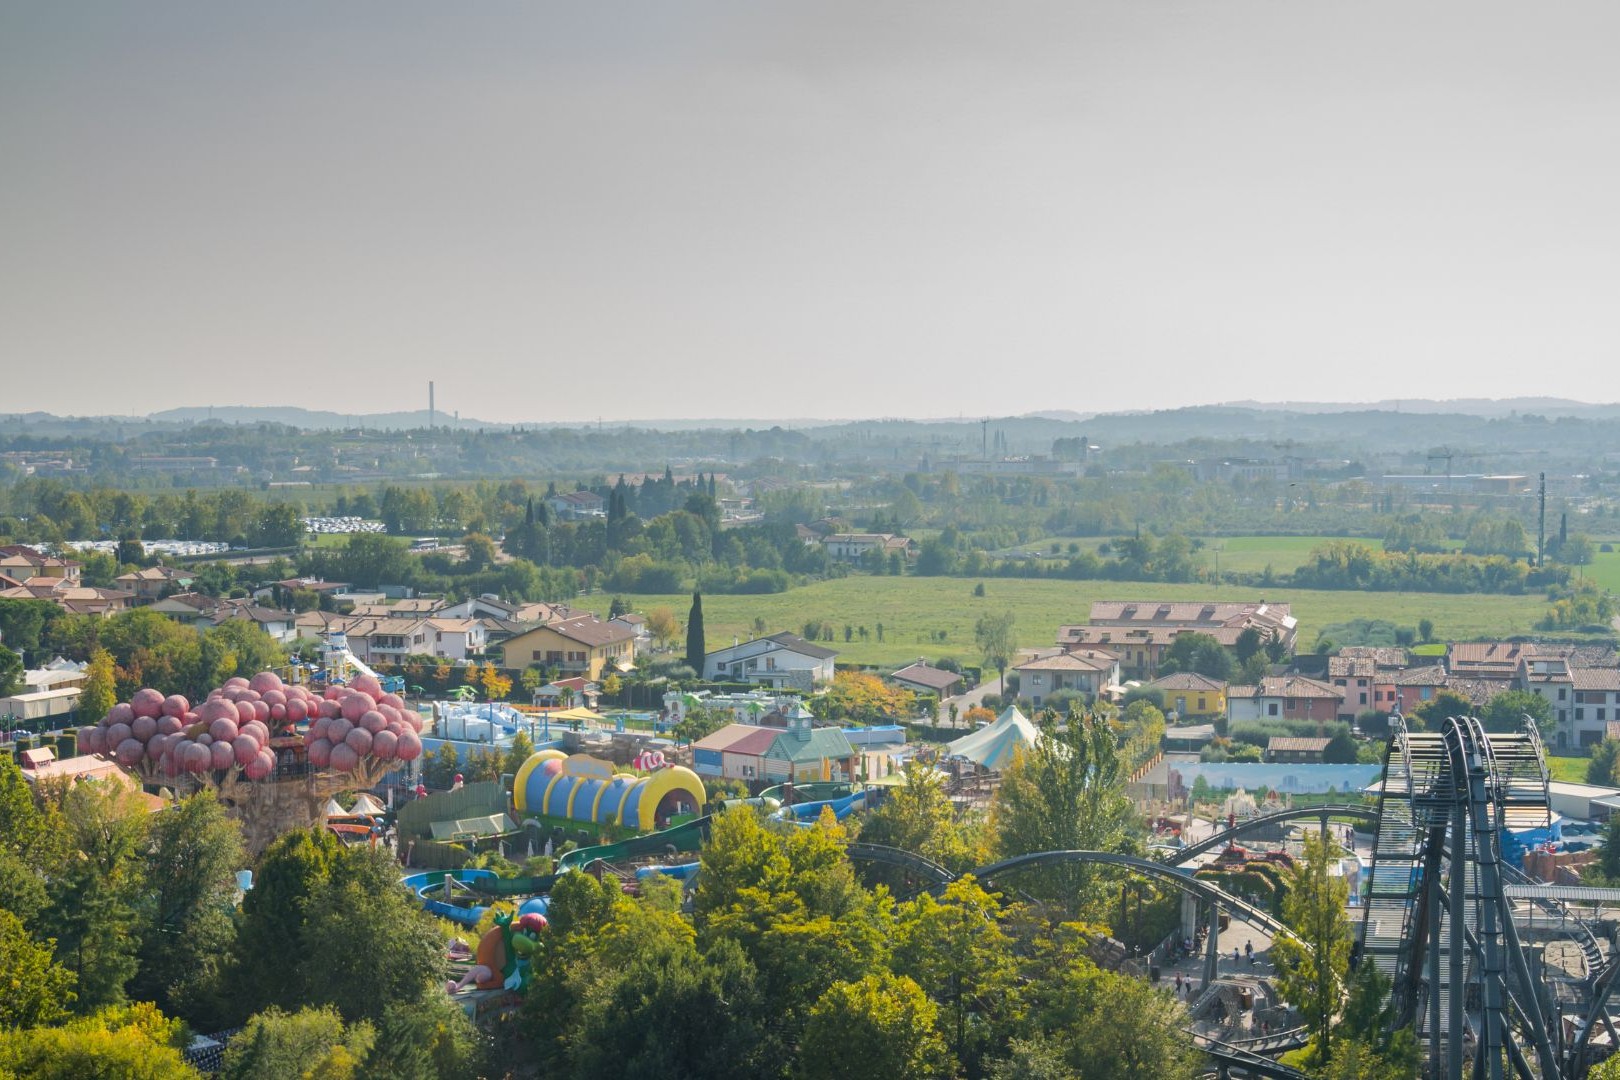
<box><xmin>1054</xmin><ymin>599</ymin><xmax>1299</xmax><ymax>680</ymax></box>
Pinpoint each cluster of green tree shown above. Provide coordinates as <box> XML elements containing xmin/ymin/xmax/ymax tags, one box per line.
<box><xmin>1212</xmin><ymin>720</ymin><xmax>1359</xmax><ymax>764</ymax></box>
<box><xmin>1383</xmin><ymin>512</ymin><xmax>1532</xmax><ymax>558</ymax></box>
<box><xmin>1313</xmin><ymin>618</ymin><xmax>1432</xmax><ymax>651</ymax></box>
<box><xmin>520</xmin><ymin>802</ymin><xmax>1197</xmax><ymax>1079</ymax></box>
<box><xmin>0</xmin><ymin>600</ymin><xmax>286</xmax><ymax>703</ymax></box>
<box><xmin>1293</xmin><ymin>541</ymin><xmax>1569</xmax><ymax>594</ymax></box>
<box><xmin>1538</xmin><ymin>582</ymin><xmax>1617</xmax><ymax>630</ymax></box>
<box><xmin>1273</xmin><ymin>834</ymin><xmax>1421</xmax><ymax>1079</ymax></box>
<box><xmin>1405</xmin><ymin>688</ymin><xmax>1552</xmax><ymax>738</ymax></box>
<box><xmin>0</xmin><ymin>759</ymin><xmax>482</xmax><ymax>1078</ymax></box>
<box><xmin>916</xmin><ymin>528</ymin><xmax>1205</xmax><ymax>583</ymax></box>
<box><xmin>0</xmin><ymin>480</ymin><xmax>305</xmax><ymax>547</ymax></box>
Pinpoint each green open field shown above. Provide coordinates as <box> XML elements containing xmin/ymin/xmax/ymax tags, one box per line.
<box><xmin>1001</xmin><ymin>534</ymin><xmax>1393</xmax><ymax>575</ymax></box>
<box><xmin>1576</xmin><ymin>547</ymin><xmax>1620</xmax><ymax>593</ymax></box>
<box><xmin>616</xmin><ymin>576</ymin><xmax>1553</xmax><ymax>668</ymax></box>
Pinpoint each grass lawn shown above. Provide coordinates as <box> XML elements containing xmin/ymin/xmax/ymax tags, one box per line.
<box><xmin>613</xmin><ymin>576</ymin><xmax>1553</xmax><ymax>668</ymax></box>
<box><xmin>1546</xmin><ymin>755</ymin><xmax>1593</xmax><ymax>784</ymax></box>
<box><xmin>1208</xmin><ymin>536</ymin><xmax>1351</xmax><ymax>575</ymax></box>
<box><xmin>1577</xmin><ymin>548</ymin><xmax>1620</xmax><ymax>594</ymax></box>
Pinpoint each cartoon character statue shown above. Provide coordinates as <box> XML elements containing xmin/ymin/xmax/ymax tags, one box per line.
<box><xmin>446</xmin><ymin>910</ymin><xmax>549</xmax><ymax>995</ymax></box>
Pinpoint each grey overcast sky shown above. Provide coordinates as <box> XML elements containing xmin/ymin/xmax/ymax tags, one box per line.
<box><xmin>4</xmin><ymin>3</ymin><xmax>1619</xmax><ymax>423</ymax></box>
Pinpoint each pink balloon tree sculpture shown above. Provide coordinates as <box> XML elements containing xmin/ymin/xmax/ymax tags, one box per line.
<box><xmin>80</xmin><ymin>671</ymin><xmax>423</xmax><ymax>852</ymax></box>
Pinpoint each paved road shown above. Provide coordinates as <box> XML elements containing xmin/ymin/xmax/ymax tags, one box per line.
<box><xmin>932</xmin><ymin>648</ymin><xmax>1058</xmax><ymax>725</ymax></box>
<box><xmin>936</xmin><ymin>677</ymin><xmax>1000</xmax><ymax>725</ymax></box>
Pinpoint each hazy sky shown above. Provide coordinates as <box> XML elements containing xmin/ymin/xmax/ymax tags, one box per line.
<box><xmin>4</xmin><ymin>3</ymin><xmax>1619</xmax><ymax>422</ymax></box>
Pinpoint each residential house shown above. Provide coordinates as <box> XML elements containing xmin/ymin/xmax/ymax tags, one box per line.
<box><xmin>0</xmin><ymin>577</ymin><xmax>131</xmax><ymax>616</ymax></box>
<box><xmin>266</xmin><ymin>578</ymin><xmax>351</xmax><ymax>609</ymax></box>
<box><xmin>114</xmin><ymin>565</ymin><xmax>195</xmax><ymax>603</ymax></box>
<box><xmin>148</xmin><ymin>591</ymin><xmax>221</xmax><ymax>627</ymax></box>
<box><xmin>1014</xmin><ymin>650</ymin><xmax>1120</xmax><ymax>709</ymax></box>
<box><xmin>1518</xmin><ymin>655</ymin><xmax>1575</xmax><ymax>749</ymax></box>
<box><xmin>609</xmin><ymin>613</ymin><xmax>651</xmax><ymax>650</ymax></box>
<box><xmin>1569</xmin><ymin>668</ymin><xmax>1620</xmax><ymax>750</ymax></box>
<box><xmin>501</xmin><ymin>615</ymin><xmax>638</xmax><ymax>680</ymax></box>
<box><xmin>211</xmin><ymin>603</ymin><xmax>299</xmax><ymax>644</ymax></box>
<box><xmin>1227</xmin><ymin>675</ymin><xmax>1343</xmax><ymax>725</ymax></box>
<box><xmin>545</xmin><ymin>490</ymin><xmax>606</xmax><ymax>520</ymax></box>
<box><xmin>0</xmin><ymin>545</ymin><xmax>81</xmax><ymax>583</ymax></box>
<box><xmin>1056</xmin><ymin>599</ymin><xmax>1296</xmax><ymax>679</ymax></box>
<box><xmin>1446</xmin><ymin>642</ymin><xmax>1535</xmax><ymax>687</ymax></box>
<box><xmin>1266</xmin><ymin>736</ymin><xmax>1332</xmax><ymax>763</ymax></box>
<box><xmin>436</xmin><ymin>594</ymin><xmax>578</xmax><ymax>624</ymax></box>
<box><xmin>702</xmin><ymin>633</ymin><xmax>838</xmax><ymax>691</ymax></box>
<box><xmin>888</xmin><ymin>660</ymin><xmax>964</xmax><ymax>699</ymax></box>
<box><xmin>1329</xmin><ymin>655</ymin><xmax>1379</xmax><ymax>721</ymax></box>
<box><xmin>1390</xmin><ymin>666</ymin><xmax>1449</xmax><ymax>716</ymax></box>
<box><xmin>348</xmin><ymin>597</ymin><xmax>447</xmax><ymax>618</ymax></box>
<box><xmin>821</xmin><ymin>533</ymin><xmax>912</xmax><ymax>564</ymax></box>
<box><xmin>338</xmin><ymin>617</ymin><xmax>432</xmax><ymax>666</ymax></box>
<box><xmin>425</xmin><ymin>618</ymin><xmax>487</xmax><ymax>661</ymax></box>
<box><xmin>1145</xmin><ymin>672</ymin><xmax>1227</xmax><ymax>720</ymax></box>
<box><xmin>1333</xmin><ymin>646</ymin><xmax>1409</xmax><ymax>718</ymax></box>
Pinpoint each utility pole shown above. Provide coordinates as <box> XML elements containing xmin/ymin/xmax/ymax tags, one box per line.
<box><xmin>981</xmin><ymin>418</ymin><xmax>989</xmax><ymax>460</ymax></box>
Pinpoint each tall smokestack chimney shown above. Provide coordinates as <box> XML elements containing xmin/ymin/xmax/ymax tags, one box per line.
<box><xmin>428</xmin><ymin>381</ymin><xmax>435</xmax><ymax>430</ymax></box>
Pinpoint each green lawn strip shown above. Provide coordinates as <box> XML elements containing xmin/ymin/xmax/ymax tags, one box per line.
<box><xmin>613</xmin><ymin>576</ymin><xmax>1551</xmax><ymax>669</ymax></box>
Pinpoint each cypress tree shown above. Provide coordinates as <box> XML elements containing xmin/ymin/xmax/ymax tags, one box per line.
<box><xmin>685</xmin><ymin>591</ymin><xmax>706</xmax><ymax>674</ymax></box>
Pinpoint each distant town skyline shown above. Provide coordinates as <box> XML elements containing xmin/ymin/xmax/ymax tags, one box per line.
<box><xmin>5</xmin><ymin>3</ymin><xmax>1619</xmax><ymax>423</ymax></box>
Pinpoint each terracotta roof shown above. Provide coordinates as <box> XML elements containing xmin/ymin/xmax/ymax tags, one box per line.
<box><xmin>1444</xmin><ymin>677</ymin><xmax>1495</xmax><ymax>706</ymax></box>
<box><xmin>538</xmin><ymin>616</ymin><xmax>637</xmax><ymax>648</ymax></box>
<box><xmin>427</xmin><ymin>618</ymin><xmax>483</xmax><ymax>634</ymax></box>
<box><xmin>1017</xmin><ymin>651</ymin><xmax>1117</xmax><ymax>674</ymax></box>
<box><xmin>1337</xmin><ymin>646</ymin><xmax>1409</xmax><ymax>668</ymax></box>
<box><xmin>117</xmin><ymin>565</ymin><xmax>191</xmax><ymax>582</ymax></box>
<box><xmin>1147</xmin><ymin>672</ymin><xmax>1226</xmax><ymax>692</ymax></box>
<box><xmin>1447</xmin><ymin>642</ymin><xmax>1531</xmax><ymax>673</ymax></box>
<box><xmin>1572</xmin><ymin>668</ymin><xmax>1620</xmax><ymax>692</ymax></box>
<box><xmin>1086</xmin><ymin>600</ymin><xmax>1295</xmax><ymax>631</ymax></box>
<box><xmin>1328</xmin><ymin>656</ymin><xmax>1379</xmax><ymax>679</ymax></box>
<box><xmin>1394</xmin><ymin>666</ymin><xmax>1448</xmax><ymax>686</ymax></box>
<box><xmin>1257</xmin><ymin>675</ymin><xmax>1342</xmax><ymax>700</ymax></box>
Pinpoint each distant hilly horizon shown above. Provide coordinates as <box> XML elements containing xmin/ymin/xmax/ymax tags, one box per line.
<box><xmin>3</xmin><ymin>396</ymin><xmax>1618</xmax><ymax>433</ymax></box>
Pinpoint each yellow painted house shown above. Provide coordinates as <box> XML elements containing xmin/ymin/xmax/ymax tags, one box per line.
<box><xmin>1145</xmin><ymin>672</ymin><xmax>1227</xmax><ymax>719</ymax></box>
<box><xmin>500</xmin><ymin>615</ymin><xmax>637</xmax><ymax>681</ymax></box>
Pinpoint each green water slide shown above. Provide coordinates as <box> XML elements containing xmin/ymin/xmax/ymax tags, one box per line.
<box><xmin>756</xmin><ymin>781</ymin><xmax>856</xmax><ymax>804</ymax></box>
<box><xmin>555</xmin><ymin>814</ymin><xmax>715</xmax><ymax>872</ymax></box>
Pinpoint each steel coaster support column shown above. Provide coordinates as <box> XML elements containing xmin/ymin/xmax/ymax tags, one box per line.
<box><xmin>1429</xmin><ymin>868</ymin><xmax>1443</xmax><ymax>1071</ymax></box>
<box><xmin>1205</xmin><ymin>900</ymin><xmax>1221</xmax><ymax>990</ymax></box>
<box><xmin>1447</xmin><ymin>798</ymin><xmax>1466</xmax><ymax>1080</ymax></box>
<box><xmin>1497</xmin><ymin>896</ymin><xmax>1559</xmax><ymax>1078</ymax></box>
<box><xmin>1465</xmin><ymin>757</ymin><xmax>1506</xmax><ymax>1079</ymax></box>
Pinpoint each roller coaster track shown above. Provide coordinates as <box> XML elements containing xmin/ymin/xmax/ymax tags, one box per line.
<box><xmin>1358</xmin><ymin>713</ymin><xmax>1561</xmax><ymax>1080</ymax></box>
<box><xmin>1189</xmin><ymin>1033</ymin><xmax>1310</xmax><ymax>1079</ymax></box>
<box><xmin>967</xmin><ymin>850</ymin><xmax>1305</xmax><ymax>945</ymax></box>
<box><xmin>1163</xmin><ymin>804</ymin><xmax>1378</xmax><ymax>865</ymax></box>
